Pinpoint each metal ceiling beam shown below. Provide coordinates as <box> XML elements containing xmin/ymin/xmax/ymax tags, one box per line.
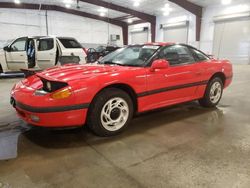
<box><xmin>79</xmin><ymin>0</ymin><xmax>156</xmax><ymax>42</ymax></box>
<box><xmin>128</xmin><ymin>20</ymin><xmax>147</xmax><ymax>26</ymax></box>
<box><xmin>115</xmin><ymin>15</ymin><xmax>135</xmax><ymax>21</ymax></box>
<box><xmin>0</xmin><ymin>2</ymin><xmax>128</xmax><ymax>44</ymax></box>
<box><xmin>169</xmin><ymin>0</ymin><xmax>202</xmax><ymax>41</ymax></box>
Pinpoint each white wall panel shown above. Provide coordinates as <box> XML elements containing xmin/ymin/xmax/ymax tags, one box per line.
<box><xmin>200</xmin><ymin>2</ymin><xmax>250</xmax><ymax>55</ymax></box>
<box><xmin>156</xmin><ymin>12</ymin><xmax>196</xmax><ymax>47</ymax></box>
<box><xmin>213</xmin><ymin>19</ymin><xmax>250</xmax><ymax>64</ymax></box>
<box><xmin>0</xmin><ymin>8</ymin><xmax>123</xmax><ymax>48</ymax></box>
<box><xmin>163</xmin><ymin>27</ymin><xmax>188</xmax><ymax>44</ymax></box>
<box><xmin>128</xmin><ymin>23</ymin><xmax>151</xmax><ymax>44</ymax></box>
<box><xmin>131</xmin><ymin>31</ymin><xmax>148</xmax><ymax>44</ymax></box>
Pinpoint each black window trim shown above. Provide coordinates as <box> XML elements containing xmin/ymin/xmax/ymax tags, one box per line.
<box><xmin>183</xmin><ymin>44</ymin><xmax>211</xmax><ymax>62</ymax></box>
<box><xmin>57</xmin><ymin>37</ymin><xmax>82</xmax><ymax>49</ymax></box>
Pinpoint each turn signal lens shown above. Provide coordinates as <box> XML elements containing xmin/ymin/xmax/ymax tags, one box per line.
<box><xmin>51</xmin><ymin>88</ymin><xmax>71</xmax><ymax>99</ymax></box>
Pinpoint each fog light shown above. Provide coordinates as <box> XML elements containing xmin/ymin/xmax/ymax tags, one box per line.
<box><xmin>30</xmin><ymin>115</ymin><xmax>40</xmax><ymax>122</ymax></box>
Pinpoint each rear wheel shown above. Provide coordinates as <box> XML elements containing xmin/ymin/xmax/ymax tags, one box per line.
<box><xmin>199</xmin><ymin>77</ymin><xmax>223</xmax><ymax>108</ymax></box>
<box><xmin>87</xmin><ymin>88</ymin><xmax>134</xmax><ymax>137</ymax></box>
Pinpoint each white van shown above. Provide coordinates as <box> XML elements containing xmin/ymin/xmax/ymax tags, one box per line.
<box><xmin>0</xmin><ymin>36</ymin><xmax>87</xmax><ymax>73</ymax></box>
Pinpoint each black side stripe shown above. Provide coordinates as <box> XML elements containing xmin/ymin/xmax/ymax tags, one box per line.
<box><xmin>16</xmin><ymin>101</ymin><xmax>89</xmax><ymax>113</ymax></box>
<box><xmin>137</xmin><ymin>80</ymin><xmax>208</xmax><ymax>98</ymax></box>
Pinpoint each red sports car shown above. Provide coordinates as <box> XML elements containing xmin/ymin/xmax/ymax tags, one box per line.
<box><xmin>10</xmin><ymin>43</ymin><xmax>233</xmax><ymax>136</ymax></box>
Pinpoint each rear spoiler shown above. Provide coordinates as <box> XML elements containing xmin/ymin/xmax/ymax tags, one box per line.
<box><xmin>20</xmin><ymin>68</ymin><xmax>43</xmax><ymax>78</ymax></box>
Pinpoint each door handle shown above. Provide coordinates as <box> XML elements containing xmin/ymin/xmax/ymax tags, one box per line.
<box><xmin>20</xmin><ymin>55</ymin><xmax>24</xmax><ymax>57</ymax></box>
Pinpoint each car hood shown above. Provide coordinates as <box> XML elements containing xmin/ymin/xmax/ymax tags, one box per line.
<box><xmin>36</xmin><ymin>64</ymin><xmax>137</xmax><ymax>82</ymax></box>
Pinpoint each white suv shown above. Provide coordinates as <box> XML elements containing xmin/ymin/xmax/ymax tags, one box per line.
<box><xmin>0</xmin><ymin>36</ymin><xmax>87</xmax><ymax>73</ymax></box>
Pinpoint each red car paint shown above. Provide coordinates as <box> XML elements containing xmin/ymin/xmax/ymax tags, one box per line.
<box><xmin>11</xmin><ymin>43</ymin><xmax>233</xmax><ymax>127</ymax></box>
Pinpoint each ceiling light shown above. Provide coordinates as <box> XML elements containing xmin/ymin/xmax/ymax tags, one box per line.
<box><xmin>63</xmin><ymin>0</ymin><xmax>73</xmax><ymax>4</ymax></box>
<box><xmin>161</xmin><ymin>3</ymin><xmax>172</xmax><ymax>16</ymax></box>
<box><xmin>98</xmin><ymin>7</ymin><xmax>108</xmax><ymax>13</ymax></box>
<box><xmin>133</xmin><ymin>1</ymin><xmax>140</xmax><ymax>7</ymax></box>
<box><xmin>100</xmin><ymin>12</ymin><xmax>106</xmax><ymax>17</ymax></box>
<box><xmin>65</xmin><ymin>4</ymin><xmax>71</xmax><ymax>8</ymax></box>
<box><xmin>14</xmin><ymin>0</ymin><xmax>20</xmax><ymax>4</ymax></box>
<box><xmin>127</xmin><ymin>19</ymin><xmax>133</xmax><ymax>23</ymax></box>
<box><xmin>221</xmin><ymin>0</ymin><xmax>232</xmax><ymax>5</ymax></box>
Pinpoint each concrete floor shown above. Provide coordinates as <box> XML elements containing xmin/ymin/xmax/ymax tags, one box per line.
<box><xmin>0</xmin><ymin>65</ymin><xmax>250</xmax><ymax>188</ymax></box>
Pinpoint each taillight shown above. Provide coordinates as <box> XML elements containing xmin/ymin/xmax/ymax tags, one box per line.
<box><xmin>83</xmin><ymin>48</ymin><xmax>87</xmax><ymax>55</ymax></box>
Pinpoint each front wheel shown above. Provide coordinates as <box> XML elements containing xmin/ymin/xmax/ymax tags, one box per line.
<box><xmin>199</xmin><ymin>77</ymin><xmax>223</xmax><ymax>108</ymax></box>
<box><xmin>87</xmin><ymin>88</ymin><xmax>134</xmax><ymax>137</ymax></box>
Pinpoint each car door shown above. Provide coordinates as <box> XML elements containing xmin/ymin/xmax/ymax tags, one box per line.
<box><xmin>5</xmin><ymin>37</ymin><xmax>28</xmax><ymax>71</ymax></box>
<box><xmin>36</xmin><ymin>37</ymin><xmax>57</xmax><ymax>70</ymax></box>
<box><xmin>143</xmin><ymin>45</ymin><xmax>203</xmax><ymax>111</ymax></box>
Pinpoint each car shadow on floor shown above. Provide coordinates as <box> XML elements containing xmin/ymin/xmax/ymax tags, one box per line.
<box><xmin>22</xmin><ymin>101</ymin><xmax>225</xmax><ymax>149</ymax></box>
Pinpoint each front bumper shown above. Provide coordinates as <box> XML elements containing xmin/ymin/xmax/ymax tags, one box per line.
<box><xmin>11</xmin><ymin>97</ymin><xmax>88</xmax><ymax>127</ymax></box>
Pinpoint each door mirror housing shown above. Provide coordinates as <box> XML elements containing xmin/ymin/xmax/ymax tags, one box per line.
<box><xmin>150</xmin><ymin>59</ymin><xmax>169</xmax><ymax>71</ymax></box>
<box><xmin>3</xmin><ymin>46</ymin><xmax>10</xmax><ymax>52</ymax></box>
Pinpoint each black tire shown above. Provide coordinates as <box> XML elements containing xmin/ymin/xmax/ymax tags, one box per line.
<box><xmin>0</xmin><ymin>64</ymin><xmax>2</xmax><ymax>73</ymax></box>
<box><xmin>87</xmin><ymin>88</ymin><xmax>134</xmax><ymax>137</ymax></box>
<box><xmin>199</xmin><ymin>77</ymin><xmax>223</xmax><ymax>108</ymax></box>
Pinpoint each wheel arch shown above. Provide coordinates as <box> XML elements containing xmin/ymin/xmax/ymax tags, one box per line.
<box><xmin>90</xmin><ymin>83</ymin><xmax>138</xmax><ymax>113</ymax></box>
<box><xmin>209</xmin><ymin>72</ymin><xmax>226</xmax><ymax>86</ymax></box>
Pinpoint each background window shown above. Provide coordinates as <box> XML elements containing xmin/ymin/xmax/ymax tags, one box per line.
<box><xmin>38</xmin><ymin>38</ymin><xmax>54</xmax><ymax>51</ymax></box>
<box><xmin>58</xmin><ymin>38</ymin><xmax>82</xmax><ymax>48</ymax></box>
<box><xmin>189</xmin><ymin>48</ymin><xmax>210</xmax><ymax>61</ymax></box>
<box><xmin>159</xmin><ymin>45</ymin><xmax>195</xmax><ymax>66</ymax></box>
<box><xmin>10</xmin><ymin>38</ymin><xmax>26</xmax><ymax>52</ymax></box>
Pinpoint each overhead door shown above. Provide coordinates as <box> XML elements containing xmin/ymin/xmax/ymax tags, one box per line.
<box><xmin>213</xmin><ymin>18</ymin><xmax>250</xmax><ymax>64</ymax></box>
<box><xmin>131</xmin><ymin>31</ymin><xmax>148</xmax><ymax>44</ymax></box>
<box><xmin>163</xmin><ymin>25</ymin><xmax>189</xmax><ymax>44</ymax></box>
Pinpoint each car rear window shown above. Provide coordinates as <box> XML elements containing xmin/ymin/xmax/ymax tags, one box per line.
<box><xmin>58</xmin><ymin>38</ymin><xmax>82</xmax><ymax>48</ymax></box>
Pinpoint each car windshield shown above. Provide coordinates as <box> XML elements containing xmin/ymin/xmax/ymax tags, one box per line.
<box><xmin>98</xmin><ymin>45</ymin><xmax>160</xmax><ymax>67</ymax></box>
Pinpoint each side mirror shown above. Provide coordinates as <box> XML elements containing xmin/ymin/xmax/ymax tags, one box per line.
<box><xmin>3</xmin><ymin>46</ymin><xmax>10</xmax><ymax>52</ymax></box>
<box><xmin>150</xmin><ymin>59</ymin><xmax>169</xmax><ymax>71</ymax></box>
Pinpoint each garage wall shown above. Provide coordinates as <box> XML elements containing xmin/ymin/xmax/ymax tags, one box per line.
<box><xmin>0</xmin><ymin>8</ymin><xmax>123</xmax><ymax>48</ymax></box>
<box><xmin>200</xmin><ymin>1</ymin><xmax>250</xmax><ymax>56</ymax></box>
<box><xmin>156</xmin><ymin>11</ymin><xmax>197</xmax><ymax>47</ymax></box>
<box><xmin>128</xmin><ymin>22</ymin><xmax>151</xmax><ymax>44</ymax></box>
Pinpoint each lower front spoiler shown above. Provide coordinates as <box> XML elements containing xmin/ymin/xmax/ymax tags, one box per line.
<box><xmin>14</xmin><ymin>106</ymin><xmax>88</xmax><ymax>128</ymax></box>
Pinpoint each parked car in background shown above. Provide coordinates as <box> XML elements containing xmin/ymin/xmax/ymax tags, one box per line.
<box><xmin>10</xmin><ymin>43</ymin><xmax>233</xmax><ymax>136</ymax></box>
<box><xmin>0</xmin><ymin>36</ymin><xmax>87</xmax><ymax>73</ymax></box>
<box><xmin>86</xmin><ymin>45</ymin><xmax>120</xmax><ymax>63</ymax></box>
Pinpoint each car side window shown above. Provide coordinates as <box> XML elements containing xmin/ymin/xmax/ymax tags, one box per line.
<box><xmin>58</xmin><ymin>38</ymin><xmax>82</xmax><ymax>48</ymax></box>
<box><xmin>189</xmin><ymin>48</ymin><xmax>210</xmax><ymax>62</ymax></box>
<box><xmin>10</xmin><ymin>38</ymin><xmax>27</xmax><ymax>52</ymax></box>
<box><xmin>159</xmin><ymin>45</ymin><xmax>195</xmax><ymax>66</ymax></box>
<box><xmin>38</xmin><ymin>38</ymin><xmax>54</xmax><ymax>51</ymax></box>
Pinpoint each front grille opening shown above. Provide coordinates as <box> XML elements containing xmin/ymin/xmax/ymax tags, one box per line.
<box><xmin>41</xmin><ymin>79</ymin><xmax>68</xmax><ymax>93</ymax></box>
